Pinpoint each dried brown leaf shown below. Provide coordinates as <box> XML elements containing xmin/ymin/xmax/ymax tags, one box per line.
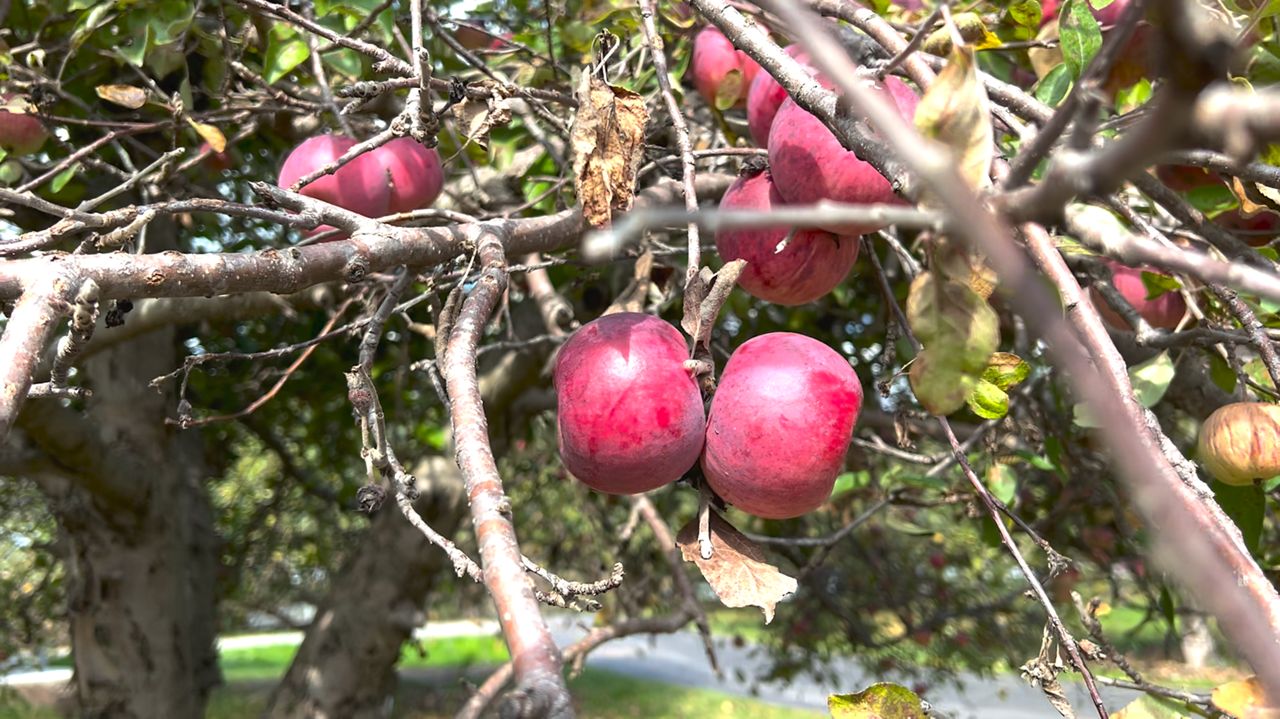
<box><xmin>450</xmin><ymin>85</ymin><xmax>512</xmax><ymax>151</ymax></box>
<box><xmin>603</xmin><ymin>251</ymin><xmax>655</xmax><ymax>316</ymax></box>
<box><xmin>95</xmin><ymin>84</ymin><xmax>147</xmax><ymax>109</ymax></box>
<box><xmin>571</xmin><ymin>72</ymin><xmax>649</xmax><ymax>228</ymax></box>
<box><xmin>677</xmin><ymin>511</ymin><xmax>797</xmax><ymax>623</ymax></box>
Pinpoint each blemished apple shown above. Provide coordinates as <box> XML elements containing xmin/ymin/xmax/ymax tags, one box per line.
<box><xmin>277</xmin><ymin>135</ymin><xmax>392</xmax><ymax>238</ymax></box>
<box><xmin>702</xmin><ymin>332</ymin><xmax>863</xmax><ymax>519</ymax></box>
<box><xmin>691</xmin><ymin>25</ymin><xmax>761</xmax><ymax>109</ymax></box>
<box><xmin>372</xmin><ymin>137</ymin><xmax>444</xmax><ymax>213</ymax></box>
<box><xmin>767</xmin><ymin>76</ymin><xmax>920</xmax><ymax>235</ymax></box>
<box><xmin>555</xmin><ymin>312</ymin><xmax>706</xmax><ymax>495</ymax></box>
<box><xmin>715</xmin><ymin>167</ymin><xmax>859</xmax><ymax>305</ymax></box>
<box><xmin>1089</xmin><ymin>260</ymin><xmax>1186</xmax><ymax>331</ymax></box>
<box><xmin>1198</xmin><ymin>402</ymin><xmax>1280</xmax><ymax>485</ymax></box>
<box><xmin>0</xmin><ymin>94</ymin><xmax>48</xmax><ymax>156</ymax></box>
<box><xmin>745</xmin><ymin>44</ymin><xmax>809</xmax><ymax>147</ymax></box>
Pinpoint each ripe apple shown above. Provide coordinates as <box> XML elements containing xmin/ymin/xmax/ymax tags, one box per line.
<box><xmin>200</xmin><ymin>142</ymin><xmax>233</xmax><ymax>172</ymax></box>
<box><xmin>1088</xmin><ymin>260</ymin><xmax>1185</xmax><ymax>331</ymax></box>
<box><xmin>371</xmin><ymin>137</ymin><xmax>444</xmax><ymax>213</ymax></box>
<box><xmin>702</xmin><ymin>332</ymin><xmax>863</xmax><ymax>519</ymax></box>
<box><xmin>691</xmin><ymin>26</ymin><xmax>761</xmax><ymax>109</ymax></box>
<box><xmin>767</xmin><ymin>76</ymin><xmax>920</xmax><ymax>235</ymax></box>
<box><xmin>1040</xmin><ymin>0</ymin><xmax>1130</xmax><ymax>26</ymax></box>
<box><xmin>745</xmin><ymin>44</ymin><xmax>809</xmax><ymax>147</ymax></box>
<box><xmin>1156</xmin><ymin>164</ymin><xmax>1221</xmax><ymax>193</ymax></box>
<box><xmin>1216</xmin><ymin>208</ymin><xmax>1280</xmax><ymax>247</ymax></box>
<box><xmin>0</xmin><ymin>94</ymin><xmax>48</xmax><ymax>156</ymax></box>
<box><xmin>1198</xmin><ymin>402</ymin><xmax>1280</xmax><ymax>485</ymax></box>
<box><xmin>555</xmin><ymin>312</ymin><xmax>706</xmax><ymax>495</ymax></box>
<box><xmin>277</xmin><ymin>135</ymin><xmax>392</xmax><ymax>238</ymax></box>
<box><xmin>715</xmin><ymin>167</ymin><xmax>858</xmax><ymax>305</ymax></box>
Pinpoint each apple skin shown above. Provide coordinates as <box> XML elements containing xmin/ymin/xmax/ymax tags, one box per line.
<box><xmin>715</xmin><ymin>168</ymin><xmax>859</xmax><ymax>305</ymax></box>
<box><xmin>1198</xmin><ymin>402</ymin><xmax>1280</xmax><ymax>486</ymax></box>
<box><xmin>555</xmin><ymin>312</ymin><xmax>706</xmax><ymax>495</ymax></box>
<box><xmin>372</xmin><ymin>137</ymin><xmax>444</xmax><ymax>213</ymax></box>
<box><xmin>200</xmin><ymin>142</ymin><xmax>233</xmax><ymax>172</ymax></box>
<box><xmin>0</xmin><ymin>95</ymin><xmax>48</xmax><ymax>156</ymax></box>
<box><xmin>745</xmin><ymin>44</ymin><xmax>809</xmax><ymax>147</ymax></box>
<box><xmin>767</xmin><ymin>76</ymin><xmax>920</xmax><ymax>235</ymax></box>
<box><xmin>1040</xmin><ymin>0</ymin><xmax>1130</xmax><ymax>26</ymax></box>
<box><xmin>277</xmin><ymin>135</ymin><xmax>392</xmax><ymax>239</ymax></box>
<box><xmin>1216</xmin><ymin>208</ymin><xmax>1280</xmax><ymax>247</ymax></box>
<box><xmin>691</xmin><ymin>26</ymin><xmax>760</xmax><ymax>109</ymax></box>
<box><xmin>1156</xmin><ymin>164</ymin><xmax>1221</xmax><ymax>193</ymax></box>
<box><xmin>702</xmin><ymin>332</ymin><xmax>863</xmax><ymax>519</ymax></box>
<box><xmin>1089</xmin><ymin>260</ymin><xmax>1186</xmax><ymax>331</ymax></box>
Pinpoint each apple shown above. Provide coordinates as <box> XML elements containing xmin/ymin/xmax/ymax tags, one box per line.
<box><xmin>1198</xmin><ymin>402</ymin><xmax>1280</xmax><ymax>485</ymax></box>
<box><xmin>691</xmin><ymin>26</ymin><xmax>761</xmax><ymax>109</ymax></box>
<box><xmin>555</xmin><ymin>312</ymin><xmax>706</xmax><ymax>495</ymax></box>
<box><xmin>371</xmin><ymin>137</ymin><xmax>444</xmax><ymax>213</ymax></box>
<box><xmin>1089</xmin><ymin>260</ymin><xmax>1186</xmax><ymax>331</ymax></box>
<box><xmin>1040</xmin><ymin>0</ymin><xmax>1130</xmax><ymax>26</ymax></box>
<box><xmin>767</xmin><ymin>76</ymin><xmax>920</xmax><ymax>235</ymax></box>
<box><xmin>745</xmin><ymin>44</ymin><xmax>809</xmax><ymax>147</ymax></box>
<box><xmin>277</xmin><ymin>134</ymin><xmax>392</xmax><ymax>238</ymax></box>
<box><xmin>200</xmin><ymin>142</ymin><xmax>233</xmax><ymax>172</ymax></box>
<box><xmin>702</xmin><ymin>332</ymin><xmax>863</xmax><ymax>519</ymax></box>
<box><xmin>1216</xmin><ymin>208</ymin><xmax>1280</xmax><ymax>247</ymax></box>
<box><xmin>715</xmin><ymin>167</ymin><xmax>859</xmax><ymax>305</ymax></box>
<box><xmin>1156</xmin><ymin>164</ymin><xmax>1221</xmax><ymax>193</ymax></box>
<box><xmin>0</xmin><ymin>94</ymin><xmax>48</xmax><ymax>156</ymax></box>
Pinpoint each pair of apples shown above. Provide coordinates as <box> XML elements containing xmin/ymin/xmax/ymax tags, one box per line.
<box><xmin>555</xmin><ymin>312</ymin><xmax>863</xmax><ymax>519</ymax></box>
<box><xmin>690</xmin><ymin>27</ymin><xmax>920</xmax><ymax>307</ymax></box>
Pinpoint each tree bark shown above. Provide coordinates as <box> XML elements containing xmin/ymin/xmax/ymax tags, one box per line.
<box><xmin>262</xmin><ymin>457</ymin><xmax>466</xmax><ymax>719</ymax></box>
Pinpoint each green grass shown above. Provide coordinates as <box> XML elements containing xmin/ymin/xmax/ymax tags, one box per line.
<box><xmin>220</xmin><ymin>634</ymin><xmax>510</xmax><ymax>681</ymax></box>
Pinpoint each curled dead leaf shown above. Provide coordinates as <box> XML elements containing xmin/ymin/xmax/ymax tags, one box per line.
<box><xmin>450</xmin><ymin>83</ymin><xmax>513</xmax><ymax>151</ymax></box>
<box><xmin>95</xmin><ymin>84</ymin><xmax>148</xmax><ymax>109</ymax></box>
<box><xmin>676</xmin><ymin>511</ymin><xmax>797</xmax><ymax>623</ymax></box>
<box><xmin>188</xmin><ymin>119</ymin><xmax>227</xmax><ymax>154</ymax></box>
<box><xmin>570</xmin><ymin>72</ymin><xmax>649</xmax><ymax>228</ymax></box>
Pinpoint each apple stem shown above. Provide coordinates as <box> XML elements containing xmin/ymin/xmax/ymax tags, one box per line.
<box><xmin>697</xmin><ymin>482</ymin><xmax>714</xmax><ymax>560</ymax></box>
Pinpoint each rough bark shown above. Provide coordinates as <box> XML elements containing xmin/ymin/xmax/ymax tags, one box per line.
<box><xmin>262</xmin><ymin>457</ymin><xmax>467</xmax><ymax>719</ymax></box>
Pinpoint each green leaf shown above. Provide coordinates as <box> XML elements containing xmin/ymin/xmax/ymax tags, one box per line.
<box><xmin>714</xmin><ymin>68</ymin><xmax>743</xmax><ymax>111</ymax></box>
<box><xmin>1185</xmin><ymin>183</ymin><xmax>1239</xmax><ymax>215</ymax></box>
<box><xmin>1075</xmin><ymin>352</ymin><xmax>1175</xmax><ymax>426</ymax></box>
<box><xmin>70</xmin><ymin>2</ymin><xmax>116</xmax><ymax>53</ymax></box>
<box><xmin>1212</xmin><ymin>480</ymin><xmax>1265</xmax><ymax>555</ymax></box>
<box><xmin>116</xmin><ymin>24</ymin><xmax>150</xmax><ymax>67</ymax></box>
<box><xmin>264</xmin><ymin>27</ymin><xmax>311</xmax><ymax>85</ymax></box>
<box><xmin>0</xmin><ymin>159</ymin><xmax>23</xmax><ymax>186</ymax></box>
<box><xmin>967</xmin><ymin>379</ymin><xmax>1009</xmax><ymax>419</ymax></box>
<box><xmin>982</xmin><ymin>352</ymin><xmax>1031</xmax><ymax>390</ymax></box>
<box><xmin>1223</xmin><ymin>0</ymin><xmax>1280</xmax><ymax>17</ymax></box>
<box><xmin>986</xmin><ymin>463</ymin><xmax>1017</xmax><ymax>505</ymax></box>
<box><xmin>1007</xmin><ymin>0</ymin><xmax>1042</xmax><ymax>28</ymax></box>
<box><xmin>148</xmin><ymin>0</ymin><xmax>196</xmax><ymax>46</ymax></box>
<box><xmin>1209</xmin><ymin>352</ymin><xmax>1239</xmax><ymax>395</ymax></box>
<box><xmin>910</xmin><ymin>350</ymin><xmax>978</xmax><ymax>416</ymax></box>
<box><xmin>829</xmin><ymin>683</ymin><xmax>926</xmax><ymax>718</ymax></box>
<box><xmin>906</xmin><ymin>273</ymin><xmax>999</xmax><ymax>373</ymax></box>
<box><xmin>1115</xmin><ymin>77</ymin><xmax>1152</xmax><ymax>113</ymax></box>
<box><xmin>1139</xmin><ymin>271</ymin><xmax>1182</xmax><ymax>300</ymax></box>
<box><xmin>1157</xmin><ymin>585</ymin><xmax>1177</xmax><ymax>628</ymax></box>
<box><xmin>1034</xmin><ymin>64</ymin><xmax>1073</xmax><ymax>107</ymax></box>
<box><xmin>1059</xmin><ymin>0</ymin><xmax>1102</xmax><ymax>80</ymax></box>
<box><xmin>51</xmin><ymin>163</ymin><xmax>79</xmax><ymax>193</ymax></box>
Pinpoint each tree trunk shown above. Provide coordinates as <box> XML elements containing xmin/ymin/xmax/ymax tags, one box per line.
<box><xmin>263</xmin><ymin>457</ymin><xmax>466</xmax><ymax>719</ymax></box>
<box><xmin>15</xmin><ymin>217</ymin><xmax>221</xmax><ymax>718</ymax></box>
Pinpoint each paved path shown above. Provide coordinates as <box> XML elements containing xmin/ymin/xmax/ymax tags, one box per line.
<box><xmin>4</xmin><ymin>616</ymin><xmax>1147</xmax><ymax>717</ymax></box>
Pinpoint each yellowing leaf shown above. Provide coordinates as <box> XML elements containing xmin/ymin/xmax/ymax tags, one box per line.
<box><xmin>914</xmin><ymin>45</ymin><xmax>993</xmax><ymax>194</ymax></box>
<box><xmin>96</xmin><ymin>84</ymin><xmax>147</xmax><ymax>109</ymax></box>
<box><xmin>828</xmin><ymin>683</ymin><xmax>926</xmax><ymax>718</ymax></box>
<box><xmin>1111</xmin><ymin>694</ymin><xmax>1196</xmax><ymax>718</ymax></box>
<box><xmin>676</xmin><ymin>511</ymin><xmax>797</xmax><ymax>623</ymax></box>
<box><xmin>187</xmin><ymin>119</ymin><xmax>227</xmax><ymax>153</ymax></box>
<box><xmin>714</xmin><ymin>68</ymin><xmax>744</xmax><ymax>111</ymax></box>
<box><xmin>921</xmin><ymin>13</ymin><xmax>1003</xmax><ymax>56</ymax></box>
<box><xmin>1212</xmin><ymin>676</ymin><xmax>1279</xmax><ymax>718</ymax></box>
<box><xmin>571</xmin><ymin>72</ymin><xmax>649</xmax><ymax>228</ymax></box>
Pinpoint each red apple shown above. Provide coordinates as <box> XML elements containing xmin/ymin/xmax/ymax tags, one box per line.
<box><xmin>1041</xmin><ymin>0</ymin><xmax>1130</xmax><ymax>26</ymax></box>
<box><xmin>745</xmin><ymin>44</ymin><xmax>809</xmax><ymax>147</ymax></box>
<box><xmin>277</xmin><ymin>134</ymin><xmax>392</xmax><ymax>239</ymax></box>
<box><xmin>715</xmin><ymin>168</ymin><xmax>858</xmax><ymax>305</ymax></box>
<box><xmin>555</xmin><ymin>313</ymin><xmax>705</xmax><ymax>495</ymax></box>
<box><xmin>691</xmin><ymin>26</ymin><xmax>760</xmax><ymax>109</ymax></box>
<box><xmin>767</xmin><ymin>76</ymin><xmax>919</xmax><ymax>235</ymax></box>
<box><xmin>0</xmin><ymin>94</ymin><xmax>48</xmax><ymax>156</ymax></box>
<box><xmin>1216</xmin><ymin>208</ymin><xmax>1280</xmax><ymax>247</ymax></box>
<box><xmin>200</xmin><ymin>142</ymin><xmax>233</xmax><ymax>172</ymax></box>
<box><xmin>1089</xmin><ymin>260</ymin><xmax>1186</xmax><ymax>330</ymax></box>
<box><xmin>1156</xmin><ymin>163</ymin><xmax>1221</xmax><ymax>193</ymax></box>
<box><xmin>702</xmin><ymin>333</ymin><xmax>863</xmax><ymax>519</ymax></box>
<box><xmin>371</xmin><ymin>137</ymin><xmax>444</xmax><ymax>213</ymax></box>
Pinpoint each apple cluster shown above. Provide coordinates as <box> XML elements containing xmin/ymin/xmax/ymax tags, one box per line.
<box><xmin>555</xmin><ymin>312</ymin><xmax>863</xmax><ymax>519</ymax></box>
<box><xmin>277</xmin><ymin>134</ymin><xmax>444</xmax><ymax>239</ymax></box>
<box><xmin>689</xmin><ymin>27</ymin><xmax>920</xmax><ymax>306</ymax></box>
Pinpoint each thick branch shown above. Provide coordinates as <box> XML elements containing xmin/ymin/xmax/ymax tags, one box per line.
<box><xmin>0</xmin><ymin>277</ymin><xmax>76</xmax><ymax>440</ymax></box>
